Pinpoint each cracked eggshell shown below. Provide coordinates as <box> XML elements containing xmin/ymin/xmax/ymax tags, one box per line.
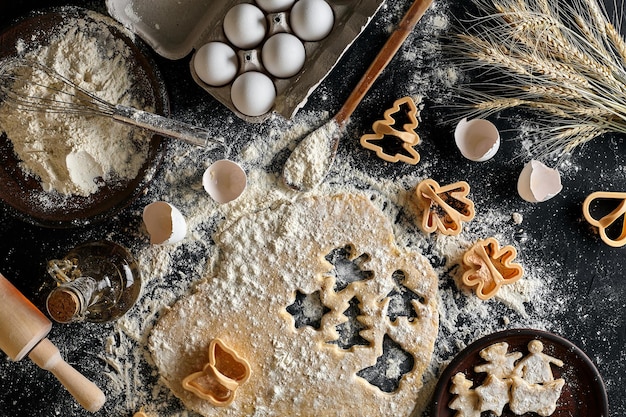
<box><xmin>454</xmin><ymin>118</ymin><xmax>500</xmax><ymax>162</ymax></box>
<box><xmin>143</xmin><ymin>201</ymin><xmax>187</xmax><ymax>245</ymax></box>
<box><xmin>517</xmin><ymin>160</ymin><xmax>563</xmax><ymax>203</ymax></box>
<box><xmin>203</xmin><ymin>160</ymin><xmax>247</xmax><ymax>204</ymax></box>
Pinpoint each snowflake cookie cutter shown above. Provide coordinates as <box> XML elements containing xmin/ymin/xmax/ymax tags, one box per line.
<box><xmin>360</xmin><ymin>96</ymin><xmax>421</xmax><ymax>164</ymax></box>
<box><xmin>413</xmin><ymin>179</ymin><xmax>475</xmax><ymax>235</ymax></box>
<box><xmin>582</xmin><ymin>191</ymin><xmax>626</xmax><ymax>247</ymax></box>
<box><xmin>182</xmin><ymin>338</ymin><xmax>251</xmax><ymax>406</ymax></box>
<box><xmin>461</xmin><ymin>237</ymin><xmax>524</xmax><ymax>300</ymax></box>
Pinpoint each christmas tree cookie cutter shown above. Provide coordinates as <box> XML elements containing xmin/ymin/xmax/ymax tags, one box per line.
<box><xmin>461</xmin><ymin>237</ymin><xmax>524</xmax><ymax>300</ymax></box>
<box><xmin>582</xmin><ymin>191</ymin><xmax>626</xmax><ymax>247</ymax></box>
<box><xmin>360</xmin><ymin>96</ymin><xmax>421</xmax><ymax>164</ymax></box>
<box><xmin>182</xmin><ymin>338</ymin><xmax>251</xmax><ymax>406</ymax></box>
<box><xmin>412</xmin><ymin>179</ymin><xmax>475</xmax><ymax>235</ymax></box>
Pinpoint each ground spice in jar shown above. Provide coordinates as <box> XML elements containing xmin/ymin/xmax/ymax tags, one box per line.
<box><xmin>46</xmin><ymin>289</ymin><xmax>80</xmax><ymax>323</ymax></box>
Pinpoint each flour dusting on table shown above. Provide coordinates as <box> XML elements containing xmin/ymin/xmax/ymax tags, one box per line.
<box><xmin>1</xmin><ymin>1</ymin><xmax>571</xmax><ymax>416</ymax></box>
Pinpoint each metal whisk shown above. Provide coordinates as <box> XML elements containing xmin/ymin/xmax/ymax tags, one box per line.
<box><xmin>0</xmin><ymin>57</ymin><xmax>225</xmax><ymax>150</ymax></box>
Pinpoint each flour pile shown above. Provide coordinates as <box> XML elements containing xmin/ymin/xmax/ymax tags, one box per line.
<box><xmin>0</xmin><ymin>12</ymin><xmax>150</xmax><ymax>196</ymax></box>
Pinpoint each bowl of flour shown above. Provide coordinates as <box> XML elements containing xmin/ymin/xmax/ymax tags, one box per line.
<box><xmin>0</xmin><ymin>7</ymin><xmax>167</xmax><ymax>227</ymax></box>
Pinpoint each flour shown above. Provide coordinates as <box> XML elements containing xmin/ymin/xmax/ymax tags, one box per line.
<box><xmin>0</xmin><ymin>12</ymin><xmax>150</xmax><ymax>197</ymax></box>
<box><xmin>281</xmin><ymin>118</ymin><xmax>341</xmax><ymax>190</ymax></box>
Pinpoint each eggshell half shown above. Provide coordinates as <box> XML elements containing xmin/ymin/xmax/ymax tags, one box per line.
<box><xmin>517</xmin><ymin>160</ymin><xmax>563</xmax><ymax>203</ymax></box>
<box><xmin>203</xmin><ymin>160</ymin><xmax>247</xmax><ymax>204</ymax></box>
<box><xmin>143</xmin><ymin>201</ymin><xmax>187</xmax><ymax>245</ymax></box>
<box><xmin>454</xmin><ymin>118</ymin><xmax>500</xmax><ymax>162</ymax></box>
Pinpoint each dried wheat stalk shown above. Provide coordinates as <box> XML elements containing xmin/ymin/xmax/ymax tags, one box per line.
<box><xmin>451</xmin><ymin>0</ymin><xmax>626</xmax><ymax>158</ymax></box>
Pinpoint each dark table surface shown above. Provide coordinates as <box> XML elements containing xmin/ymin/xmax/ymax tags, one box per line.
<box><xmin>0</xmin><ymin>0</ymin><xmax>624</xmax><ymax>416</ymax></box>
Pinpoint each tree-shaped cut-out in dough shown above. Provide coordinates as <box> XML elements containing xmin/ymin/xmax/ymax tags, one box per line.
<box><xmin>356</xmin><ymin>335</ymin><xmax>414</xmax><ymax>393</ymax></box>
<box><xmin>385</xmin><ymin>270</ymin><xmax>423</xmax><ymax>322</ymax></box>
<box><xmin>328</xmin><ymin>297</ymin><xmax>370</xmax><ymax>350</ymax></box>
<box><xmin>324</xmin><ymin>244</ymin><xmax>374</xmax><ymax>292</ymax></box>
<box><xmin>360</xmin><ymin>96</ymin><xmax>421</xmax><ymax>164</ymax></box>
<box><xmin>286</xmin><ymin>290</ymin><xmax>330</xmax><ymax>330</ymax></box>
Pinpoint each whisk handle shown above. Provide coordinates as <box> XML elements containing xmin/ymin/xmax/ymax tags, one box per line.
<box><xmin>112</xmin><ymin>105</ymin><xmax>224</xmax><ymax>149</ymax></box>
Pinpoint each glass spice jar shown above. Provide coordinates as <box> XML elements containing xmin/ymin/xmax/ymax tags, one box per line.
<box><xmin>45</xmin><ymin>241</ymin><xmax>141</xmax><ymax>323</ymax></box>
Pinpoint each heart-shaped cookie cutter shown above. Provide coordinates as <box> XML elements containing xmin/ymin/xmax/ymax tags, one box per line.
<box><xmin>582</xmin><ymin>191</ymin><xmax>626</xmax><ymax>247</ymax></box>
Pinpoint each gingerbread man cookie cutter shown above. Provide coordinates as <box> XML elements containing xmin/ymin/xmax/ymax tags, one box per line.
<box><xmin>360</xmin><ymin>96</ymin><xmax>421</xmax><ymax>164</ymax></box>
<box><xmin>182</xmin><ymin>338</ymin><xmax>251</xmax><ymax>406</ymax></box>
<box><xmin>582</xmin><ymin>191</ymin><xmax>626</xmax><ymax>247</ymax></box>
<box><xmin>462</xmin><ymin>237</ymin><xmax>524</xmax><ymax>300</ymax></box>
<box><xmin>413</xmin><ymin>179</ymin><xmax>475</xmax><ymax>236</ymax></box>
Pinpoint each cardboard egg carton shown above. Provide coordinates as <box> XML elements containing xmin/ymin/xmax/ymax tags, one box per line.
<box><xmin>106</xmin><ymin>0</ymin><xmax>385</xmax><ymax>122</ymax></box>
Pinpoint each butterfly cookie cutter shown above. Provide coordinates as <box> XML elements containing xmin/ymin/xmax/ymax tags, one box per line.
<box><xmin>582</xmin><ymin>191</ymin><xmax>626</xmax><ymax>247</ymax></box>
<box><xmin>360</xmin><ymin>96</ymin><xmax>421</xmax><ymax>164</ymax></box>
<box><xmin>182</xmin><ymin>338</ymin><xmax>251</xmax><ymax>406</ymax></box>
<box><xmin>412</xmin><ymin>179</ymin><xmax>475</xmax><ymax>236</ymax></box>
<box><xmin>462</xmin><ymin>237</ymin><xmax>524</xmax><ymax>300</ymax></box>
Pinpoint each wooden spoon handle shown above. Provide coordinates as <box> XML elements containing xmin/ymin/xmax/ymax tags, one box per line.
<box><xmin>28</xmin><ymin>338</ymin><xmax>106</xmax><ymax>413</ymax></box>
<box><xmin>335</xmin><ymin>0</ymin><xmax>434</xmax><ymax>125</ymax></box>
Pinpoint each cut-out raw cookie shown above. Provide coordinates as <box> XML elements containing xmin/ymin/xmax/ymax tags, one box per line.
<box><xmin>509</xmin><ymin>340</ymin><xmax>565</xmax><ymax>416</ymax></box>
<box><xmin>582</xmin><ymin>191</ymin><xmax>626</xmax><ymax>247</ymax></box>
<box><xmin>461</xmin><ymin>237</ymin><xmax>523</xmax><ymax>300</ymax></box>
<box><xmin>411</xmin><ymin>179</ymin><xmax>475</xmax><ymax>235</ymax></box>
<box><xmin>360</xmin><ymin>96</ymin><xmax>421</xmax><ymax>164</ymax></box>
<box><xmin>450</xmin><ymin>340</ymin><xmax>565</xmax><ymax>417</ymax></box>
<box><xmin>149</xmin><ymin>193</ymin><xmax>439</xmax><ymax>416</ymax></box>
<box><xmin>182</xmin><ymin>338</ymin><xmax>251</xmax><ymax>406</ymax></box>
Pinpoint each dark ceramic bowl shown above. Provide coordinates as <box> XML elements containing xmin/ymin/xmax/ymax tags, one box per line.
<box><xmin>431</xmin><ymin>328</ymin><xmax>608</xmax><ymax>417</ymax></box>
<box><xmin>0</xmin><ymin>7</ymin><xmax>167</xmax><ymax>228</ymax></box>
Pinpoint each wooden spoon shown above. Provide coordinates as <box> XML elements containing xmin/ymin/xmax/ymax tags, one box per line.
<box><xmin>282</xmin><ymin>0</ymin><xmax>434</xmax><ymax>191</ymax></box>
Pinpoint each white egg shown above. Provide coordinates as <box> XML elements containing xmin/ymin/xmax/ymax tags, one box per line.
<box><xmin>454</xmin><ymin>117</ymin><xmax>500</xmax><ymax>162</ymax></box>
<box><xmin>262</xmin><ymin>33</ymin><xmax>306</xmax><ymax>78</ymax></box>
<box><xmin>193</xmin><ymin>42</ymin><xmax>239</xmax><ymax>86</ymax></box>
<box><xmin>255</xmin><ymin>0</ymin><xmax>295</xmax><ymax>12</ymax></box>
<box><xmin>290</xmin><ymin>0</ymin><xmax>334</xmax><ymax>42</ymax></box>
<box><xmin>223</xmin><ymin>3</ymin><xmax>267</xmax><ymax>49</ymax></box>
<box><xmin>230</xmin><ymin>71</ymin><xmax>276</xmax><ymax>117</ymax></box>
<box><xmin>143</xmin><ymin>201</ymin><xmax>187</xmax><ymax>245</ymax></box>
<box><xmin>203</xmin><ymin>159</ymin><xmax>247</xmax><ymax>204</ymax></box>
<box><xmin>517</xmin><ymin>160</ymin><xmax>563</xmax><ymax>203</ymax></box>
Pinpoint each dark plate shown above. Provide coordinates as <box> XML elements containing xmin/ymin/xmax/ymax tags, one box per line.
<box><xmin>431</xmin><ymin>328</ymin><xmax>608</xmax><ymax>417</ymax></box>
<box><xmin>0</xmin><ymin>7</ymin><xmax>167</xmax><ymax>228</ymax></box>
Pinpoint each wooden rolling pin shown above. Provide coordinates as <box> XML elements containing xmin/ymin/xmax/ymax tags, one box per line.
<box><xmin>0</xmin><ymin>273</ymin><xmax>106</xmax><ymax>412</ymax></box>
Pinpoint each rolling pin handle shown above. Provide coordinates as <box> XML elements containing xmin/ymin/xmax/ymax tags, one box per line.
<box><xmin>28</xmin><ymin>338</ymin><xmax>106</xmax><ymax>413</ymax></box>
